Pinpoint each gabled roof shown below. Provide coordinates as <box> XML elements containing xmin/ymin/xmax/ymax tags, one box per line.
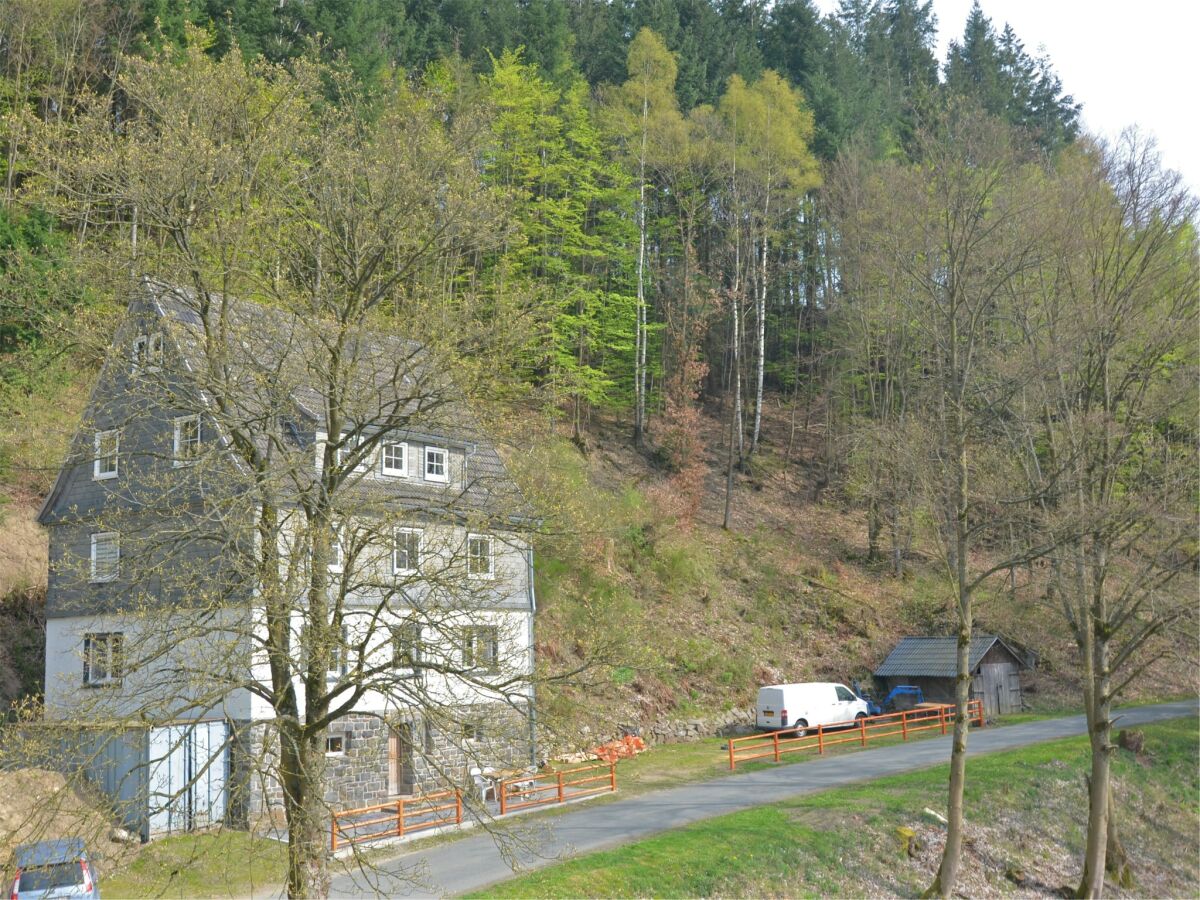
<box><xmin>874</xmin><ymin>635</ymin><xmax>1024</xmax><ymax>678</ymax></box>
<box><xmin>38</xmin><ymin>277</ymin><xmax>530</xmax><ymax>525</ymax></box>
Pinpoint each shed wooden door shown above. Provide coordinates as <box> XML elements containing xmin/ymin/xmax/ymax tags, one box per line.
<box><xmin>388</xmin><ymin>725</ymin><xmax>414</xmax><ymax>796</ymax></box>
<box><xmin>978</xmin><ymin>663</ymin><xmax>1017</xmax><ymax>716</ymax></box>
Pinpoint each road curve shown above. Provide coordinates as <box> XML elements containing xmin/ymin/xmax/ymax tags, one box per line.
<box><xmin>329</xmin><ymin>699</ymin><xmax>1198</xmax><ymax>898</ymax></box>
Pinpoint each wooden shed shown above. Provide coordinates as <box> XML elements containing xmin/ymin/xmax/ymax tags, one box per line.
<box><xmin>874</xmin><ymin>635</ymin><xmax>1026</xmax><ymax>718</ymax></box>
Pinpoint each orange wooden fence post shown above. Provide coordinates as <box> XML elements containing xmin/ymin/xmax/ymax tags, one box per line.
<box><xmin>729</xmin><ymin>737</ymin><xmax>735</xmax><ymax>771</ymax></box>
<box><xmin>557</xmin><ymin>770</ymin><xmax>565</xmax><ymax>803</ymax></box>
<box><xmin>817</xmin><ymin>723</ymin><xmax>824</xmax><ymax>755</ymax></box>
<box><xmin>939</xmin><ymin>705</ymin><xmax>946</xmax><ymax>735</ymax></box>
<box><xmin>397</xmin><ymin>797</ymin><xmax>405</xmax><ymax>838</ymax></box>
<box><xmin>901</xmin><ymin>710</ymin><xmax>908</xmax><ymax>740</ymax></box>
<box><xmin>499</xmin><ymin>781</ymin><xmax>507</xmax><ymax>816</ymax></box>
<box><xmin>609</xmin><ymin>762</ymin><xmax>617</xmax><ymax>792</ymax></box>
<box><xmin>331</xmin><ymin>815</ymin><xmax>338</xmax><ymax>852</ymax></box>
<box><xmin>773</xmin><ymin>731</ymin><xmax>780</xmax><ymax>763</ymax></box>
<box><xmin>860</xmin><ymin>715</ymin><xmax>867</xmax><ymax>747</ymax></box>
<box><xmin>455</xmin><ymin>790</ymin><xmax>462</xmax><ymax>825</ymax></box>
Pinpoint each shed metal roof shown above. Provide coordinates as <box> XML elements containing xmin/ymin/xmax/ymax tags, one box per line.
<box><xmin>874</xmin><ymin>635</ymin><xmax>1022</xmax><ymax>678</ymax></box>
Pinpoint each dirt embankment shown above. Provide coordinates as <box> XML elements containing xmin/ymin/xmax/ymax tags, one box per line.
<box><xmin>0</xmin><ymin>768</ymin><xmax>139</xmax><ymax>877</ymax></box>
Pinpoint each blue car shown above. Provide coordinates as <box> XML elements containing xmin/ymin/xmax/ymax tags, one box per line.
<box><xmin>9</xmin><ymin>838</ymin><xmax>100</xmax><ymax>900</ymax></box>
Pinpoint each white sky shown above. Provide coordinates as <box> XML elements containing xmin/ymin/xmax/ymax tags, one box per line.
<box><xmin>812</xmin><ymin>0</ymin><xmax>1199</xmax><ymax>192</ymax></box>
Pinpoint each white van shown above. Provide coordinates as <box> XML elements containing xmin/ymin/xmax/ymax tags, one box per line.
<box><xmin>755</xmin><ymin>682</ymin><xmax>870</xmax><ymax>734</ymax></box>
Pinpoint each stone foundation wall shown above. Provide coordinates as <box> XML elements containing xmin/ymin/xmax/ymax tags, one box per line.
<box><xmin>239</xmin><ymin>703</ymin><xmax>533</xmax><ymax>817</ymax></box>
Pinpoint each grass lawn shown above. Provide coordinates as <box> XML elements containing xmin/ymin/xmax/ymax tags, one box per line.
<box><xmin>101</xmin><ymin>830</ymin><xmax>287</xmax><ymax>898</ymax></box>
<box><xmin>472</xmin><ymin>716</ymin><xmax>1200</xmax><ymax>899</ymax></box>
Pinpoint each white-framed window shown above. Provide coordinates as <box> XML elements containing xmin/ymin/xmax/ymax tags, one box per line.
<box><xmin>328</xmin><ymin>523</ymin><xmax>344</xmax><ymax>573</ymax></box>
<box><xmin>423</xmin><ymin>446</ymin><xmax>448</xmax><ymax>483</ymax></box>
<box><xmin>172</xmin><ymin>414</ymin><xmax>201</xmax><ymax>466</ymax></box>
<box><xmin>93</xmin><ymin>429</ymin><xmax>120</xmax><ymax>480</ymax></box>
<box><xmin>391</xmin><ymin>622</ymin><xmax>422</xmax><ymax>673</ymax></box>
<box><xmin>462</xmin><ymin>625</ymin><xmax>499</xmax><ymax>672</ymax></box>
<box><xmin>462</xmin><ymin>722</ymin><xmax>483</xmax><ymax>743</ymax></box>
<box><xmin>327</xmin><ymin>624</ymin><xmax>348</xmax><ymax>679</ymax></box>
<box><xmin>467</xmin><ymin>534</ymin><xmax>493</xmax><ymax>579</ymax></box>
<box><xmin>131</xmin><ymin>332</ymin><xmax>163</xmax><ymax>374</ymax></box>
<box><xmin>90</xmin><ymin>532</ymin><xmax>119</xmax><ymax>583</ymax></box>
<box><xmin>381</xmin><ymin>441</ymin><xmax>408</xmax><ymax>477</ymax></box>
<box><xmin>83</xmin><ymin>632</ymin><xmax>123</xmax><ymax>685</ymax></box>
<box><xmin>337</xmin><ymin>432</ymin><xmax>371</xmax><ymax>472</ymax></box>
<box><xmin>325</xmin><ymin>734</ymin><xmax>346</xmax><ymax>755</ymax></box>
<box><xmin>393</xmin><ymin>527</ymin><xmax>421</xmax><ymax>575</ymax></box>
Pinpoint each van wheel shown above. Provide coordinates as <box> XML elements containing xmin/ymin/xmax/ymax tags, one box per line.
<box><xmin>793</xmin><ymin>719</ymin><xmax>809</xmax><ymax>737</ymax></box>
<box><xmin>855</xmin><ymin>712</ymin><xmax>867</xmax><ymax>722</ymax></box>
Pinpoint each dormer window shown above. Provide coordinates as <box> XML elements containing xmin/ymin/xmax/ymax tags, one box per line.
<box><xmin>337</xmin><ymin>432</ymin><xmax>370</xmax><ymax>472</ymax></box>
<box><xmin>93</xmin><ymin>429</ymin><xmax>120</xmax><ymax>480</ymax></box>
<box><xmin>381</xmin><ymin>441</ymin><xmax>408</xmax><ymax>477</ymax></box>
<box><xmin>424</xmin><ymin>446</ymin><xmax>448</xmax><ymax>483</ymax></box>
<box><xmin>173</xmin><ymin>415</ymin><xmax>201</xmax><ymax>466</ymax></box>
<box><xmin>131</xmin><ymin>332</ymin><xmax>163</xmax><ymax>374</ymax></box>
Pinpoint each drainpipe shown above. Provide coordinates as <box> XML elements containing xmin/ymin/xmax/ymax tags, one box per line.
<box><xmin>526</xmin><ymin>544</ymin><xmax>537</xmax><ymax>769</ymax></box>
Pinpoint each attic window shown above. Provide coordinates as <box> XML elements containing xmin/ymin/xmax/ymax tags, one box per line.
<box><xmin>93</xmin><ymin>430</ymin><xmax>120</xmax><ymax>480</ymax></box>
<box><xmin>424</xmin><ymin>446</ymin><xmax>448</xmax><ymax>483</ymax></box>
<box><xmin>381</xmin><ymin>441</ymin><xmax>408</xmax><ymax>477</ymax></box>
<box><xmin>90</xmin><ymin>532</ymin><xmax>119</xmax><ymax>583</ymax></box>
<box><xmin>173</xmin><ymin>415</ymin><xmax>201</xmax><ymax>466</ymax></box>
<box><xmin>131</xmin><ymin>332</ymin><xmax>163</xmax><ymax>374</ymax></box>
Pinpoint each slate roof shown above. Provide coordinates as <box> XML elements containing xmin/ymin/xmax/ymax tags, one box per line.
<box><xmin>874</xmin><ymin>635</ymin><xmax>1023</xmax><ymax>678</ymax></box>
<box><xmin>39</xmin><ymin>277</ymin><xmax>530</xmax><ymax>525</ymax></box>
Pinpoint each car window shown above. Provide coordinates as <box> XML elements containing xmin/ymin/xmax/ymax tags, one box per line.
<box><xmin>835</xmin><ymin>685</ymin><xmax>856</xmax><ymax>702</ymax></box>
<box><xmin>19</xmin><ymin>862</ymin><xmax>82</xmax><ymax>891</ymax></box>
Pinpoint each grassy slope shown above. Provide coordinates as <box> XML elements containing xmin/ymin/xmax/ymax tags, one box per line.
<box><xmin>474</xmin><ymin>716</ymin><xmax>1200</xmax><ymax>899</ymax></box>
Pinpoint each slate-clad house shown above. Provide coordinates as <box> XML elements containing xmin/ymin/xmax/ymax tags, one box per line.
<box><xmin>38</xmin><ymin>278</ymin><xmax>536</xmax><ymax>835</ymax></box>
<box><xmin>874</xmin><ymin>635</ymin><xmax>1026</xmax><ymax>718</ymax></box>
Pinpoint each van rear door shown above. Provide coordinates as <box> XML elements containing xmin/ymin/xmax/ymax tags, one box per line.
<box><xmin>756</xmin><ymin>687</ymin><xmax>786</xmax><ymax>730</ymax></box>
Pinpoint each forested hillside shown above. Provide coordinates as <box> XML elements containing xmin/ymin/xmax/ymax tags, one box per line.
<box><xmin>1</xmin><ymin>3</ymin><xmax>1195</xmax><ymax>896</ymax></box>
<box><xmin>0</xmin><ymin>0</ymin><xmax>1195</xmax><ymax>761</ymax></box>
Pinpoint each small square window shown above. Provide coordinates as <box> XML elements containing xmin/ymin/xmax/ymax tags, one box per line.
<box><xmin>83</xmin><ymin>632</ymin><xmax>124</xmax><ymax>685</ymax></box>
<box><xmin>393</xmin><ymin>528</ymin><xmax>421</xmax><ymax>575</ymax></box>
<box><xmin>173</xmin><ymin>415</ymin><xmax>201</xmax><ymax>466</ymax></box>
<box><xmin>325</xmin><ymin>734</ymin><xmax>346</xmax><ymax>755</ymax></box>
<box><xmin>381</xmin><ymin>442</ymin><xmax>408</xmax><ymax>477</ymax></box>
<box><xmin>462</xmin><ymin>723</ymin><xmax>483</xmax><ymax>743</ymax></box>
<box><xmin>90</xmin><ymin>532</ymin><xmax>119</xmax><ymax>583</ymax></box>
<box><xmin>336</xmin><ymin>432</ymin><xmax>372</xmax><ymax>472</ymax></box>
<box><xmin>93</xmin><ymin>430</ymin><xmax>120</xmax><ymax>480</ymax></box>
<box><xmin>423</xmin><ymin>446</ymin><xmax>448</xmax><ymax>483</ymax></box>
<box><xmin>467</xmin><ymin>534</ymin><xmax>493</xmax><ymax>578</ymax></box>
<box><xmin>131</xmin><ymin>332</ymin><xmax>163</xmax><ymax>374</ymax></box>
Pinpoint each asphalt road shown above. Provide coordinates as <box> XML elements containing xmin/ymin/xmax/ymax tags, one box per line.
<box><xmin>328</xmin><ymin>700</ymin><xmax>1198</xmax><ymax>898</ymax></box>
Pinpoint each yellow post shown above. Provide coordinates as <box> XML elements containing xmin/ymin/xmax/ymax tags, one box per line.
<box><xmin>609</xmin><ymin>762</ymin><xmax>617</xmax><ymax>792</ymax></box>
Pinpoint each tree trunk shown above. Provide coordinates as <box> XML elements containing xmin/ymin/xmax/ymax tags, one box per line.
<box><xmin>926</xmin><ymin>393</ymin><xmax>973</xmax><ymax>899</ymax></box>
<box><xmin>751</xmin><ymin>233</ymin><xmax>767</xmax><ymax>453</ymax></box>
<box><xmin>279</xmin><ymin>723</ymin><xmax>330</xmax><ymax>899</ymax></box>
<box><xmin>1076</xmin><ymin>626</ymin><xmax>1115</xmax><ymax>898</ymax></box>
<box><xmin>633</xmin><ymin>98</ymin><xmax>648</xmax><ymax>450</ymax></box>
<box><xmin>866</xmin><ymin>498</ymin><xmax>881</xmax><ymax>562</ymax></box>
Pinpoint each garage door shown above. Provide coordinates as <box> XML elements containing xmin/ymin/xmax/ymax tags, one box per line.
<box><xmin>147</xmin><ymin>721</ymin><xmax>229</xmax><ymax>837</ymax></box>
